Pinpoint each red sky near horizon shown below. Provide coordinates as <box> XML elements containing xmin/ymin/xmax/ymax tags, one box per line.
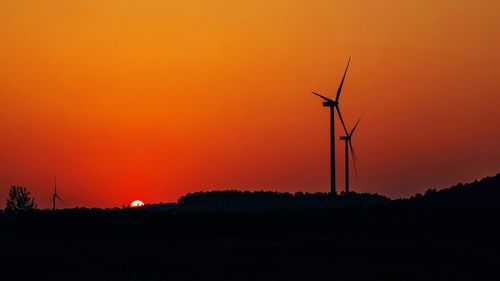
<box><xmin>1</xmin><ymin>0</ymin><xmax>499</xmax><ymax>208</ymax></box>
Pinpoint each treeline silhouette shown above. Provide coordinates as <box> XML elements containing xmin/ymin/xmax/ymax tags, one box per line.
<box><xmin>177</xmin><ymin>190</ymin><xmax>390</xmax><ymax>211</ymax></box>
<box><xmin>169</xmin><ymin>173</ymin><xmax>500</xmax><ymax>211</ymax></box>
<box><xmin>394</xmin><ymin>173</ymin><xmax>500</xmax><ymax>208</ymax></box>
<box><xmin>3</xmin><ymin>174</ymin><xmax>499</xmax><ymax>213</ymax></box>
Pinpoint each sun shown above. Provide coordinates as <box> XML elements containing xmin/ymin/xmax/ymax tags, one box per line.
<box><xmin>130</xmin><ymin>200</ymin><xmax>145</xmax><ymax>208</ymax></box>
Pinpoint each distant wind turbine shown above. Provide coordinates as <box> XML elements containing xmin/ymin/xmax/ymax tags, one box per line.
<box><xmin>49</xmin><ymin>176</ymin><xmax>64</xmax><ymax>211</ymax></box>
<box><xmin>340</xmin><ymin>118</ymin><xmax>360</xmax><ymax>193</ymax></box>
<box><xmin>312</xmin><ymin>57</ymin><xmax>351</xmax><ymax>195</ymax></box>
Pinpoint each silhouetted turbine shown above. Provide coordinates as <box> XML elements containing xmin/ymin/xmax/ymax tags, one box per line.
<box><xmin>49</xmin><ymin>176</ymin><xmax>64</xmax><ymax>211</ymax></box>
<box><xmin>340</xmin><ymin>118</ymin><xmax>360</xmax><ymax>193</ymax></box>
<box><xmin>312</xmin><ymin>57</ymin><xmax>351</xmax><ymax>195</ymax></box>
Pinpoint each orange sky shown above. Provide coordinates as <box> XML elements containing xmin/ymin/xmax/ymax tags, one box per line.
<box><xmin>1</xmin><ymin>0</ymin><xmax>499</xmax><ymax>208</ymax></box>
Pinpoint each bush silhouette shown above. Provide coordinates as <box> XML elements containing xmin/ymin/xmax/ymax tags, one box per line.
<box><xmin>5</xmin><ymin>186</ymin><xmax>37</xmax><ymax>213</ymax></box>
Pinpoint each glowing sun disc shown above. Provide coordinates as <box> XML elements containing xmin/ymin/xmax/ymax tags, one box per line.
<box><xmin>130</xmin><ymin>200</ymin><xmax>145</xmax><ymax>208</ymax></box>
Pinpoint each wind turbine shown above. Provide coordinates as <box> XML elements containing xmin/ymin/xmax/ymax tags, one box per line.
<box><xmin>312</xmin><ymin>57</ymin><xmax>351</xmax><ymax>195</ymax></box>
<box><xmin>340</xmin><ymin>118</ymin><xmax>360</xmax><ymax>193</ymax></box>
<box><xmin>49</xmin><ymin>176</ymin><xmax>64</xmax><ymax>211</ymax></box>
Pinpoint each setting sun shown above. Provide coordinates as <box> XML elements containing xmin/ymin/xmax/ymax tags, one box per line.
<box><xmin>130</xmin><ymin>200</ymin><xmax>145</xmax><ymax>208</ymax></box>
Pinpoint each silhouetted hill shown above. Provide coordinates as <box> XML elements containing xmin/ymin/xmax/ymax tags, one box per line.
<box><xmin>396</xmin><ymin>173</ymin><xmax>500</xmax><ymax>208</ymax></box>
<box><xmin>177</xmin><ymin>190</ymin><xmax>390</xmax><ymax>211</ymax></box>
<box><xmin>176</xmin><ymin>174</ymin><xmax>500</xmax><ymax>211</ymax></box>
<box><xmin>1</xmin><ymin>174</ymin><xmax>500</xmax><ymax>281</ymax></box>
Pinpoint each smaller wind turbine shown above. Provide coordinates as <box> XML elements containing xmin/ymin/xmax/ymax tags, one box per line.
<box><xmin>49</xmin><ymin>176</ymin><xmax>64</xmax><ymax>210</ymax></box>
<box><xmin>340</xmin><ymin>118</ymin><xmax>361</xmax><ymax>193</ymax></box>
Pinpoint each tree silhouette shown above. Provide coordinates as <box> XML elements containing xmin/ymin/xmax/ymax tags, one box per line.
<box><xmin>5</xmin><ymin>186</ymin><xmax>37</xmax><ymax>212</ymax></box>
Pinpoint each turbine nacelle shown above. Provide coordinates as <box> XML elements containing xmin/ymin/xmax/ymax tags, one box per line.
<box><xmin>322</xmin><ymin>101</ymin><xmax>338</xmax><ymax>107</ymax></box>
<box><xmin>340</xmin><ymin>136</ymin><xmax>349</xmax><ymax>140</ymax></box>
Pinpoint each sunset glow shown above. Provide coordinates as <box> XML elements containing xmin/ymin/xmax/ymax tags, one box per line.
<box><xmin>1</xmin><ymin>0</ymin><xmax>499</xmax><ymax>207</ymax></box>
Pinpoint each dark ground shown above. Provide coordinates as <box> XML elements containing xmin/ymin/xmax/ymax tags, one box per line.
<box><xmin>1</xmin><ymin>206</ymin><xmax>499</xmax><ymax>281</ymax></box>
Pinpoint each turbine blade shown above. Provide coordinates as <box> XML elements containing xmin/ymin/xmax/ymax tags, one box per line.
<box><xmin>349</xmin><ymin>141</ymin><xmax>358</xmax><ymax>178</ymax></box>
<box><xmin>48</xmin><ymin>198</ymin><xmax>54</xmax><ymax>206</ymax></box>
<box><xmin>350</xmin><ymin>118</ymin><xmax>361</xmax><ymax>137</ymax></box>
<box><xmin>336</xmin><ymin>106</ymin><xmax>349</xmax><ymax>135</ymax></box>
<box><xmin>335</xmin><ymin>57</ymin><xmax>351</xmax><ymax>103</ymax></box>
<box><xmin>311</xmin><ymin>92</ymin><xmax>334</xmax><ymax>103</ymax></box>
<box><xmin>349</xmin><ymin>139</ymin><xmax>357</xmax><ymax>162</ymax></box>
<box><xmin>351</xmin><ymin>152</ymin><xmax>358</xmax><ymax>178</ymax></box>
<box><xmin>56</xmin><ymin>195</ymin><xmax>65</xmax><ymax>205</ymax></box>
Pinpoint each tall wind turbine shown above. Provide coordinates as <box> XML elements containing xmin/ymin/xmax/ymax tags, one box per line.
<box><xmin>340</xmin><ymin>118</ymin><xmax>360</xmax><ymax>193</ymax></box>
<box><xmin>50</xmin><ymin>176</ymin><xmax>64</xmax><ymax>211</ymax></box>
<box><xmin>312</xmin><ymin>57</ymin><xmax>351</xmax><ymax>195</ymax></box>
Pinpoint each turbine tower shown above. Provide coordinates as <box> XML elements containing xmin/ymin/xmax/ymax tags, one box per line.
<box><xmin>340</xmin><ymin>118</ymin><xmax>360</xmax><ymax>193</ymax></box>
<box><xmin>312</xmin><ymin>57</ymin><xmax>351</xmax><ymax>195</ymax></box>
<box><xmin>50</xmin><ymin>176</ymin><xmax>64</xmax><ymax>211</ymax></box>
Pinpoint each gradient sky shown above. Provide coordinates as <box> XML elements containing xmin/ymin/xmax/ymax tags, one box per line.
<box><xmin>1</xmin><ymin>0</ymin><xmax>499</xmax><ymax>208</ymax></box>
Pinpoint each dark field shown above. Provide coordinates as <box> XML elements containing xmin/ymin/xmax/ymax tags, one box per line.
<box><xmin>1</xmin><ymin>207</ymin><xmax>499</xmax><ymax>281</ymax></box>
